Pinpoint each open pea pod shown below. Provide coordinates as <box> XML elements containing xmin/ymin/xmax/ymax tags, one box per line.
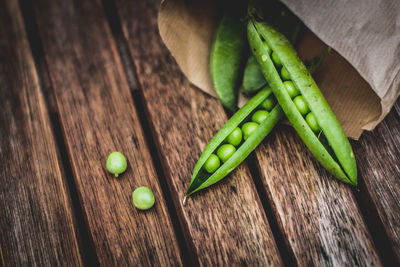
<box><xmin>248</xmin><ymin>20</ymin><xmax>357</xmax><ymax>185</ymax></box>
<box><xmin>185</xmin><ymin>87</ymin><xmax>283</xmax><ymax>198</ymax></box>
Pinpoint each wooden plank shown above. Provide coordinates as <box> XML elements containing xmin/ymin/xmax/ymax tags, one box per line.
<box><xmin>115</xmin><ymin>0</ymin><xmax>283</xmax><ymax>265</ymax></box>
<box><xmin>255</xmin><ymin>125</ymin><xmax>382</xmax><ymax>266</ymax></box>
<box><xmin>0</xmin><ymin>0</ymin><xmax>83</xmax><ymax>265</ymax></box>
<box><xmin>251</xmin><ymin>34</ymin><xmax>383</xmax><ymax>265</ymax></box>
<box><xmin>354</xmin><ymin>99</ymin><xmax>400</xmax><ymax>263</ymax></box>
<box><xmin>32</xmin><ymin>0</ymin><xmax>183</xmax><ymax>265</ymax></box>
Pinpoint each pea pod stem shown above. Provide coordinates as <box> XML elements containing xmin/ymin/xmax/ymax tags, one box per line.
<box><xmin>248</xmin><ymin>20</ymin><xmax>357</xmax><ymax>184</ymax></box>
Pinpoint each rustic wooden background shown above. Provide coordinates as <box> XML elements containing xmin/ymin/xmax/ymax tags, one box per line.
<box><xmin>0</xmin><ymin>0</ymin><xmax>399</xmax><ymax>266</ymax></box>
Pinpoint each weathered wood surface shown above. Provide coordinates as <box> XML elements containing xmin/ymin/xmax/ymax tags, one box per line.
<box><xmin>354</xmin><ymin>99</ymin><xmax>400</xmax><ymax>263</ymax></box>
<box><xmin>255</xmin><ymin>124</ymin><xmax>382</xmax><ymax>266</ymax></box>
<box><xmin>115</xmin><ymin>0</ymin><xmax>283</xmax><ymax>265</ymax></box>
<box><xmin>0</xmin><ymin>0</ymin><xmax>83</xmax><ymax>265</ymax></box>
<box><xmin>32</xmin><ymin>0</ymin><xmax>183</xmax><ymax>265</ymax></box>
<box><xmin>0</xmin><ymin>0</ymin><xmax>399</xmax><ymax>265</ymax></box>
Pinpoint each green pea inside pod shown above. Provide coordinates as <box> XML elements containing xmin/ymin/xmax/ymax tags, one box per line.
<box><xmin>203</xmin><ymin>154</ymin><xmax>220</xmax><ymax>173</ymax></box>
<box><xmin>260</xmin><ymin>95</ymin><xmax>276</xmax><ymax>111</ymax></box>
<box><xmin>252</xmin><ymin>110</ymin><xmax>269</xmax><ymax>124</ymax></box>
<box><xmin>283</xmin><ymin>81</ymin><xmax>300</xmax><ymax>98</ymax></box>
<box><xmin>293</xmin><ymin>95</ymin><xmax>310</xmax><ymax>115</ymax></box>
<box><xmin>271</xmin><ymin>51</ymin><xmax>282</xmax><ymax>67</ymax></box>
<box><xmin>242</xmin><ymin>122</ymin><xmax>259</xmax><ymax>140</ymax></box>
<box><xmin>226</xmin><ymin>127</ymin><xmax>242</xmax><ymax>146</ymax></box>
<box><xmin>305</xmin><ymin>112</ymin><xmax>321</xmax><ymax>132</ymax></box>
<box><xmin>217</xmin><ymin>144</ymin><xmax>236</xmax><ymax>163</ymax></box>
<box><xmin>280</xmin><ymin>66</ymin><xmax>290</xmax><ymax>80</ymax></box>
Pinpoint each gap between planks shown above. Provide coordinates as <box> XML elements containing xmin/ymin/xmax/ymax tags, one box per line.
<box><xmin>101</xmin><ymin>0</ymin><xmax>195</xmax><ymax>265</ymax></box>
<box><xmin>18</xmin><ymin>0</ymin><xmax>100</xmax><ymax>265</ymax></box>
<box><xmin>0</xmin><ymin>0</ymin><xmax>82</xmax><ymax>265</ymax></box>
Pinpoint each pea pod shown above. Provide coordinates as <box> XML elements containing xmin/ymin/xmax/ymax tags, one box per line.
<box><xmin>210</xmin><ymin>15</ymin><xmax>246</xmax><ymax>112</ymax></box>
<box><xmin>241</xmin><ymin>4</ymin><xmax>302</xmax><ymax>96</ymax></box>
<box><xmin>248</xmin><ymin>20</ymin><xmax>357</xmax><ymax>185</ymax></box>
<box><xmin>185</xmin><ymin>87</ymin><xmax>283</xmax><ymax>198</ymax></box>
<box><xmin>241</xmin><ymin>54</ymin><xmax>268</xmax><ymax>95</ymax></box>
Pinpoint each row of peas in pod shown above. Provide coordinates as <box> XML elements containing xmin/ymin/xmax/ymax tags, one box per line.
<box><xmin>203</xmin><ymin>95</ymin><xmax>276</xmax><ymax>174</ymax></box>
<box><xmin>271</xmin><ymin>50</ymin><xmax>321</xmax><ymax>134</ymax></box>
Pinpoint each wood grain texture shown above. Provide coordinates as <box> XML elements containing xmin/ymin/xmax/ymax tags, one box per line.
<box><xmin>354</xmin><ymin>99</ymin><xmax>400</xmax><ymax>263</ymax></box>
<box><xmin>32</xmin><ymin>0</ymin><xmax>183</xmax><ymax>265</ymax></box>
<box><xmin>115</xmin><ymin>0</ymin><xmax>283</xmax><ymax>265</ymax></box>
<box><xmin>254</xmin><ymin>124</ymin><xmax>382</xmax><ymax>266</ymax></box>
<box><xmin>0</xmin><ymin>0</ymin><xmax>83</xmax><ymax>266</ymax></box>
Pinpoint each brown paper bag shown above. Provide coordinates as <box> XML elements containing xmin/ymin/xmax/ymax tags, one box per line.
<box><xmin>158</xmin><ymin>0</ymin><xmax>400</xmax><ymax>139</ymax></box>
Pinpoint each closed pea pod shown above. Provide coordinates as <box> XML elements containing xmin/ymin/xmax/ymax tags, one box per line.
<box><xmin>210</xmin><ymin>15</ymin><xmax>246</xmax><ymax>112</ymax></box>
<box><xmin>248</xmin><ymin>20</ymin><xmax>357</xmax><ymax>185</ymax></box>
<box><xmin>241</xmin><ymin>54</ymin><xmax>268</xmax><ymax>95</ymax></box>
<box><xmin>185</xmin><ymin>87</ymin><xmax>284</xmax><ymax>198</ymax></box>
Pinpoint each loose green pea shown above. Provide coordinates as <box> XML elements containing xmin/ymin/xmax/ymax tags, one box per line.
<box><xmin>283</xmin><ymin>81</ymin><xmax>300</xmax><ymax>98</ymax></box>
<box><xmin>217</xmin><ymin>144</ymin><xmax>236</xmax><ymax>163</ymax></box>
<box><xmin>226</xmin><ymin>127</ymin><xmax>242</xmax><ymax>146</ymax></box>
<box><xmin>242</xmin><ymin>122</ymin><xmax>259</xmax><ymax>140</ymax></box>
<box><xmin>281</xmin><ymin>66</ymin><xmax>290</xmax><ymax>80</ymax></box>
<box><xmin>106</xmin><ymin>152</ymin><xmax>127</xmax><ymax>177</ymax></box>
<box><xmin>260</xmin><ymin>96</ymin><xmax>276</xmax><ymax>111</ymax></box>
<box><xmin>293</xmin><ymin>95</ymin><xmax>310</xmax><ymax>115</ymax></box>
<box><xmin>204</xmin><ymin>154</ymin><xmax>220</xmax><ymax>173</ymax></box>
<box><xmin>132</xmin><ymin>186</ymin><xmax>155</xmax><ymax>210</ymax></box>
<box><xmin>252</xmin><ymin>110</ymin><xmax>269</xmax><ymax>124</ymax></box>
<box><xmin>305</xmin><ymin>112</ymin><xmax>321</xmax><ymax>132</ymax></box>
<box><xmin>271</xmin><ymin>51</ymin><xmax>282</xmax><ymax>67</ymax></box>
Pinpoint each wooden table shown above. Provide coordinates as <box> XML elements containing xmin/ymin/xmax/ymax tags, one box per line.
<box><xmin>1</xmin><ymin>0</ymin><xmax>399</xmax><ymax>266</ymax></box>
